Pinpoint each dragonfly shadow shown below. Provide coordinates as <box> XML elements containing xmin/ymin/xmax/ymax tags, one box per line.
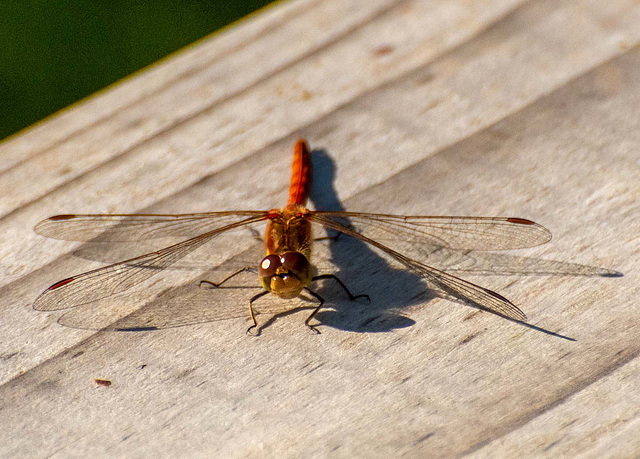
<box><xmin>306</xmin><ymin>149</ymin><xmax>424</xmax><ymax>332</ymax></box>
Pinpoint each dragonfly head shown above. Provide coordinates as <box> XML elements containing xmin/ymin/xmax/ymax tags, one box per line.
<box><xmin>259</xmin><ymin>252</ymin><xmax>312</xmax><ymax>298</ymax></box>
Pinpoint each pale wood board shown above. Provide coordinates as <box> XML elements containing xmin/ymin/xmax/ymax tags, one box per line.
<box><xmin>1</xmin><ymin>0</ymin><xmax>639</xmax><ymax>457</ymax></box>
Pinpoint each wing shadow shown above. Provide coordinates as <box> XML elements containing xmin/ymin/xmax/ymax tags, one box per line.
<box><xmin>303</xmin><ymin>149</ymin><xmax>618</xmax><ymax>340</ymax></box>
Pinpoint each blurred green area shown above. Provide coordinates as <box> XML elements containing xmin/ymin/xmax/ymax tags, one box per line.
<box><xmin>0</xmin><ymin>0</ymin><xmax>274</xmax><ymax>141</ymax></box>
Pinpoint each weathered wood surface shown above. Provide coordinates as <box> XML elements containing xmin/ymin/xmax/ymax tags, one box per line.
<box><xmin>1</xmin><ymin>0</ymin><xmax>639</xmax><ymax>456</ymax></box>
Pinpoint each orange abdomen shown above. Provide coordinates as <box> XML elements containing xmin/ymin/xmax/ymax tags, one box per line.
<box><xmin>287</xmin><ymin>139</ymin><xmax>312</xmax><ymax>206</ymax></box>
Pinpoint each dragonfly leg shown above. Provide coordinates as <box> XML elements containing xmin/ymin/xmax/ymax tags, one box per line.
<box><xmin>249</xmin><ymin>227</ymin><xmax>263</xmax><ymax>241</ymax></box>
<box><xmin>314</xmin><ymin>231</ymin><xmax>342</xmax><ymax>242</ymax></box>
<box><xmin>311</xmin><ymin>274</ymin><xmax>371</xmax><ymax>302</ymax></box>
<box><xmin>247</xmin><ymin>290</ymin><xmax>269</xmax><ymax>335</ymax></box>
<box><xmin>303</xmin><ymin>288</ymin><xmax>324</xmax><ymax>334</ymax></box>
<box><xmin>200</xmin><ymin>266</ymin><xmax>255</xmax><ymax>289</ymax></box>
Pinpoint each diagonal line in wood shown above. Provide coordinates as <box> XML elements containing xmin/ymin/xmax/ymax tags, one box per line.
<box><xmin>460</xmin><ymin>347</ymin><xmax>639</xmax><ymax>455</ymax></box>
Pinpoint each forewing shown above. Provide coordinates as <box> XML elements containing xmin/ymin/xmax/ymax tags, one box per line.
<box><xmin>34</xmin><ymin>215</ymin><xmax>267</xmax><ymax>311</ymax></box>
<box><xmin>34</xmin><ymin>211</ymin><xmax>267</xmax><ymax>242</ymax></box>
<box><xmin>309</xmin><ymin>214</ymin><xmax>527</xmax><ymax>321</ymax></box>
<box><xmin>313</xmin><ymin>212</ymin><xmax>551</xmax><ymax>251</ymax></box>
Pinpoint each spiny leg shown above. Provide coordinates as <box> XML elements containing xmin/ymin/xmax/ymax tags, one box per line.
<box><xmin>247</xmin><ymin>290</ymin><xmax>269</xmax><ymax>335</ymax></box>
<box><xmin>199</xmin><ymin>266</ymin><xmax>255</xmax><ymax>289</ymax></box>
<box><xmin>303</xmin><ymin>288</ymin><xmax>325</xmax><ymax>334</ymax></box>
<box><xmin>311</xmin><ymin>274</ymin><xmax>371</xmax><ymax>302</ymax></box>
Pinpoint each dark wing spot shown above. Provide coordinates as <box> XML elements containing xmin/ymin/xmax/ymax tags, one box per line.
<box><xmin>506</xmin><ymin>217</ymin><xmax>535</xmax><ymax>225</ymax></box>
<box><xmin>48</xmin><ymin>277</ymin><xmax>74</xmax><ymax>290</ymax></box>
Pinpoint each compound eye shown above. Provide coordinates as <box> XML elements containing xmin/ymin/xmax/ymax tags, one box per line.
<box><xmin>280</xmin><ymin>252</ymin><xmax>309</xmax><ymax>275</ymax></box>
<box><xmin>259</xmin><ymin>254</ymin><xmax>282</xmax><ymax>278</ymax></box>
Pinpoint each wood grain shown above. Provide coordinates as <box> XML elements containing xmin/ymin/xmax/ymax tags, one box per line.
<box><xmin>1</xmin><ymin>0</ymin><xmax>638</xmax><ymax>457</ymax></box>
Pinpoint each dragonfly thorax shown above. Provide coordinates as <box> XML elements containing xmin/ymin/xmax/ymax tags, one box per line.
<box><xmin>265</xmin><ymin>205</ymin><xmax>313</xmax><ymax>260</ymax></box>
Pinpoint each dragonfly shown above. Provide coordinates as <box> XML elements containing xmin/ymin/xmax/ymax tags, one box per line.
<box><xmin>34</xmin><ymin>139</ymin><xmax>552</xmax><ymax>333</ymax></box>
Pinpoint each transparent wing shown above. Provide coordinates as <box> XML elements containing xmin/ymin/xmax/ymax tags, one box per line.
<box><xmin>39</xmin><ymin>239</ymin><xmax>318</xmax><ymax>331</ymax></box>
<box><xmin>309</xmin><ymin>214</ymin><xmax>528</xmax><ymax>321</ymax></box>
<box><xmin>34</xmin><ymin>211</ymin><xmax>267</xmax><ymax>242</ymax></box>
<box><xmin>34</xmin><ymin>214</ymin><xmax>268</xmax><ymax>311</ymax></box>
<box><xmin>312</xmin><ymin>212</ymin><xmax>551</xmax><ymax>251</ymax></box>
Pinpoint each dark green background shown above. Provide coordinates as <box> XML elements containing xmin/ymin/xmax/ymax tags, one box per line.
<box><xmin>0</xmin><ymin>1</ymin><xmax>274</xmax><ymax>141</ymax></box>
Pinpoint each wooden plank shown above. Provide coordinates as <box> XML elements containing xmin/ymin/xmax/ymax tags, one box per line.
<box><xmin>0</xmin><ymin>0</ymin><xmax>392</xmax><ymax>172</ymax></box>
<box><xmin>1</xmin><ymin>0</ymin><xmax>639</xmax><ymax>457</ymax></box>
